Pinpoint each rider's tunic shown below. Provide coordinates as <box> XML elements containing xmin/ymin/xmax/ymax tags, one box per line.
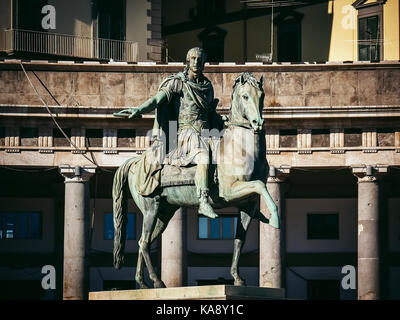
<box><xmin>159</xmin><ymin>72</ymin><xmax>215</xmax><ymax>167</ymax></box>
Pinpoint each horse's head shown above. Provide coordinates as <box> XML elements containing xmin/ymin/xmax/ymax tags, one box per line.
<box><xmin>230</xmin><ymin>72</ymin><xmax>265</xmax><ymax>133</ymax></box>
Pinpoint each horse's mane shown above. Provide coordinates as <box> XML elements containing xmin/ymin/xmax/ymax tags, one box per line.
<box><xmin>229</xmin><ymin>72</ymin><xmax>263</xmax><ymax>117</ymax></box>
<box><xmin>232</xmin><ymin>72</ymin><xmax>263</xmax><ymax>93</ymax></box>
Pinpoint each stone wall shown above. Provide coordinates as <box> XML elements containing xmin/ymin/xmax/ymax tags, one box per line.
<box><xmin>0</xmin><ymin>61</ymin><xmax>399</xmax><ymax>109</ymax></box>
<box><xmin>0</xmin><ymin>60</ymin><xmax>399</xmax><ymax>169</ymax></box>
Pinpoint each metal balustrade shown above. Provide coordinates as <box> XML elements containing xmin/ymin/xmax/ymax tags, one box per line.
<box><xmin>0</xmin><ymin>29</ymin><xmax>138</xmax><ymax>62</ymax></box>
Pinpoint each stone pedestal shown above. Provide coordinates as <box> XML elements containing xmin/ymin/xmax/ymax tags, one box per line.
<box><xmin>353</xmin><ymin>165</ymin><xmax>387</xmax><ymax>300</ymax></box>
<box><xmin>89</xmin><ymin>285</ymin><xmax>285</xmax><ymax>300</ymax></box>
<box><xmin>60</xmin><ymin>165</ymin><xmax>95</xmax><ymax>300</ymax></box>
<box><xmin>161</xmin><ymin>208</ymin><xmax>187</xmax><ymax>287</ymax></box>
<box><xmin>259</xmin><ymin>166</ymin><xmax>289</xmax><ymax>288</ymax></box>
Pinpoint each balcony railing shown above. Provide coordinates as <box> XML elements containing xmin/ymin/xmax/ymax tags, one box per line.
<box><xmin>0</xmin><ymin>29</ymin><xmax>138</xmax><ymax>62</ymax></box>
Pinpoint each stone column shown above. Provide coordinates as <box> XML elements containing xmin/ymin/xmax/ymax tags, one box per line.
<box><xmin>60</xmin><ymin>165</ymin><xmax>96</xmax><ymax>300</ymax></box>
<box><xmin>259</xmin><ymin>166</ymin><xmax>290</xmax><ymax>289</ymax></box>
<box><xmin>161</xmin><ymin>208</ymin><xmax>187</xmax><ymax>287</ymax></box>
<box><xmin>353</xmin><ymin>165</ymin><xmax>387</xmax><ymax>300</ymax></box>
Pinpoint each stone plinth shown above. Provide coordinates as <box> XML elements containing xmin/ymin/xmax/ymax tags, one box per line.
<box><xmin>89</xmin><ymin>285</ymin><xmax>285</xmax><ymax>300</ymax></box>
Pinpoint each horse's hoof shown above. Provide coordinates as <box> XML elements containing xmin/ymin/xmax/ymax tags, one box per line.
<box><xmin>136</xmin><ymin>280</ymin><xmax>149</xmax><ymax>289</ymax></box>
<box><xmin>139</xmin><ymin>283</ymin><xmax>149</xmax><ymax>289</ymax></box>
<box><xmin>154</xmin><ymin>280</ymin><xmax>166</xmax><ymax>288</ymax></box>
<box><xmin>234</xmin><ymin>279</ymin><xmax>246</xmax><ymax>286</ymax></box>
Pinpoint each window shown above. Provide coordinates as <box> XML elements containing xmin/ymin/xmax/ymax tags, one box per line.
<box><xmin>344</xmin><ymin>128</ymin><xmax>362</xmax><ymax>147</ymax></box>
<box><xmin>279</xmin><ymin>129</ymin><xmax>297</xmax><ymax>148</ymax></box>
<box><xmin>86</xmin><ymin>129</ymin><xmax>103</xmax><ymax>147</ymax></box>
<box><xmin>20</xmin><ymin>128</ymin><xmax>38</xmax><ymax>146</ymax></box>
<box><xmin>198</xmin><ymin>216</ymin><xmax>238</xmax><ymax>240</ymax></box>
<box><xmin>53</xmin><ymin>128</ymin><xmax>70</xmax><ymax>147</ymax></box>
<box><xmin>358</xmin><ymin>15</ymin><xmax>381</xmax><ymax>61</ymax></box>
<box><xmin>104</xmin><ymin>213</ymin><xmax>135</xmax><ymax>240</ymax></box>
<box><xmin>311</xmin><ymin>129</ymin><xmax>330</xmax><ymax>148</ymax></box>
<box><xmin>307</xmin><ymin>213</ymin><xmax>339</xmax><ymax>240</ymax></box>
<box><xmin>0</xmin><ymin>212</ymin><xmax>41</xmax><ymax>240</ymax></box>
<box><xmin>353</xmin><ymin>0</ymin><xmax>384</xmax><ymax>61</ymax></box>
<box><xmin>117</xmin><ymin>129</ymin><xmax>136</xmax><ymax>148</ymax></box>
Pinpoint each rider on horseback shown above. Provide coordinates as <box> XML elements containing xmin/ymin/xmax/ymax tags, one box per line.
<box><xmin>114</xmin><ymin>47</ymin><xmax>223</xmax><ymax>219</ymax></box>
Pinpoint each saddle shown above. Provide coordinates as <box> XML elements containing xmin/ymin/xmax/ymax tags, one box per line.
<box><xmin>160</xmin><ymin>164</ymin><xmax>217</xmax><ymax>188</ymax></box>
<box><xmin>160</xmin><ymin>165</ymin><xmax>196</xmax><ymax>187</ymax></box>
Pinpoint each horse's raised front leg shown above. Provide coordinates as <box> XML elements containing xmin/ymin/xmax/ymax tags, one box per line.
<box><xmin>222</xmin><ymin>180</ymin><xmax>279</xmax><ymax>228</ymax></box>
<box><xmin>231</xmin><ymin>203</ymin><xmax>256</xmax><ymax>286</ymax></box>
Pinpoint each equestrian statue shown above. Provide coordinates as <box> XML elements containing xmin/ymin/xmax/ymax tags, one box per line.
<box><xmin>112</xmin><ymin>47</ymin><xmax>279</xmax><ymax>289</ymax></box>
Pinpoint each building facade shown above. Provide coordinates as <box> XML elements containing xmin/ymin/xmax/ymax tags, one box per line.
<box><xmin>0</xmin><ymin>0</ymin><xmax>163</xmax><ymax>62</ymax></box>
<box><xmin>0</xmin><ymin>59</ymin><xmax>399</xmax><ymax>300</ymax></box>
<box><xmin>163</xmin><ymin>0</ymin><xmax>400</xmax><ymax>63</ymax></box>
<box><xmin>0</xmin><ymin>0</ymin><xmax>399</xmax><ymax>301</ymax></box>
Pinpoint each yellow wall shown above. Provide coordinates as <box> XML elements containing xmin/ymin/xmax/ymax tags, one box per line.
<box><xmin>328</xmin><ymin>0</ymin><xmax>357</xmax><ymax>61</ymax></box>
<box><xmin>384</xmin><ymin>0</ymin><xmax>400</xmax><ymax>60</ymax></box>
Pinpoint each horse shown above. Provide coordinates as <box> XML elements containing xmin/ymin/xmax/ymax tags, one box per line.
<box><xmin>112</xmin><ymin>72</ymin><xmax>279</xmax><ymax>289</ymax></box>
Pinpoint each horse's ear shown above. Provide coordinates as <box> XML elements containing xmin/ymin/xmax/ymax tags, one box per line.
<box><xmin>259</xmin><ymin>75</ymin><xmax>264</xmax><ymax>88</ymax></box>
<box><xmin>240</xmin><ymin>73</ymin><xmax>245</xmax><ymax>85</ymax></box>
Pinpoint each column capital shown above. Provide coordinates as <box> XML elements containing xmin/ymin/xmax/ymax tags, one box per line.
<box><xmin>267</xmin><ymin>166</ymin><xmax>290</xmax><ymax>183</ymax></box>
<box><xmin>59</xmin><ymin>165</ymin><xmax>96</xmax><ymax>183</ymax></box>
<box><xmin>352</xmin><ymin>165</ymin><xmax>388</xmax><ymax>183</ymax></box>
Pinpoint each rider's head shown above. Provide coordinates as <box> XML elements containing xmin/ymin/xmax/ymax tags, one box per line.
<box><xmin>185</xmin><ymin>47</ymin><xmax>206</xmax><ymax>76</ymax></box>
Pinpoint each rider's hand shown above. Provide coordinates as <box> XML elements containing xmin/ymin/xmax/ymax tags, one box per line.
<box><xmin>113</xmin><ymin>108</ymin><xmax>142</xmax><ymax>118</ymax></box>
<box><xmin>128</xmin><ymin>108</ymin><xmax>142</xmax><ymax>119</ymax></box>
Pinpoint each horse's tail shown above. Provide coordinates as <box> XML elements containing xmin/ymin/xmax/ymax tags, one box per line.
<box><xmin>113</xmin><ymin>158</ymin><xmax>136</xmax><ymax>269</ymax></box>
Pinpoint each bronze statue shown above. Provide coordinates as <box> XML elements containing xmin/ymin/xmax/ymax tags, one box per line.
<box><xmin>114</xmin><ymin>47</ymin><xmax>222</xmax><ymax>219</ymax></box>
<box><xmin>113</xmin><ymin>52</ymin><xmax>279</xmax><ymax>288</ymax></box>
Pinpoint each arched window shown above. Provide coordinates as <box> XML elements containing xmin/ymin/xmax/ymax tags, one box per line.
<box><xmin>352</xmin><ymin>0</ymin><xmax>385</xmax><ymax>61</ymax></box>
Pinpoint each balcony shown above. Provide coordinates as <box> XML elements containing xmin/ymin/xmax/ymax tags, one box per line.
<box><xmin>0</xmin><ymin>29</ymin><xmax>138</xmax><ymax>62</ymax></box>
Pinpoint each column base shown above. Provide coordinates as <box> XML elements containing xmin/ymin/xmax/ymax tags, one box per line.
<box><xmin>89</xmin><ymin>285</ymin><xmax>286</xmax><ymax>300</ymax></box>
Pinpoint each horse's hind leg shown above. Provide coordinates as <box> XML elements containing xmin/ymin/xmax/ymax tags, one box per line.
<box><xmin>231</xmin><ymin>203</ymin><xmax>256</xmax><ymax>286</ymax></box>
<box><xmin>138</xmin><ymin>198</ymin><xmax>166</xmax><ymax>288</ymax></box>
<box><xmin>135</xmin><ymin>206</ymin><xmax>177</xmax><ymax>289</ymax></box>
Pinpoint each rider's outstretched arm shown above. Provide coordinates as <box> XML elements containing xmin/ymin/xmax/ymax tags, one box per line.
<box><xmin>114</xmin><ymin>90</ymin><xmax>168</xmax><ymax>118</ymax></box>
<box><xmin>135</xmin><ymin>90</ymin><xmax>168</xmax><ymax>115</ymax></box>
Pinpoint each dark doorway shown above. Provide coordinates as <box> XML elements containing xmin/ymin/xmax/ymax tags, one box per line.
<box><xmin>198</xmin><ymin>26</ymin><xmax>227</xmax><ymax>62</ymax></box>
<box><xmin>14</xmin><ymin>0</ymin><xmax>48</xmax><ymax>31</ymax></box>
<box><xmin>277</xmin><ymin>18</ymin><xmax>301</xmax><ymax>62</ymax></box>
<box><xmin>96</xmin><ymin>0</ymin><xmax>125</xmax><ymax>41</ymax></box>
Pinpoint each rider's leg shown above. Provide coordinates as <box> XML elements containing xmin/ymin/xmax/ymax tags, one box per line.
<box><xmin>194</xmin><ymin>152</ymin><xmax>218</xmax><ymax>219</ymax></box>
